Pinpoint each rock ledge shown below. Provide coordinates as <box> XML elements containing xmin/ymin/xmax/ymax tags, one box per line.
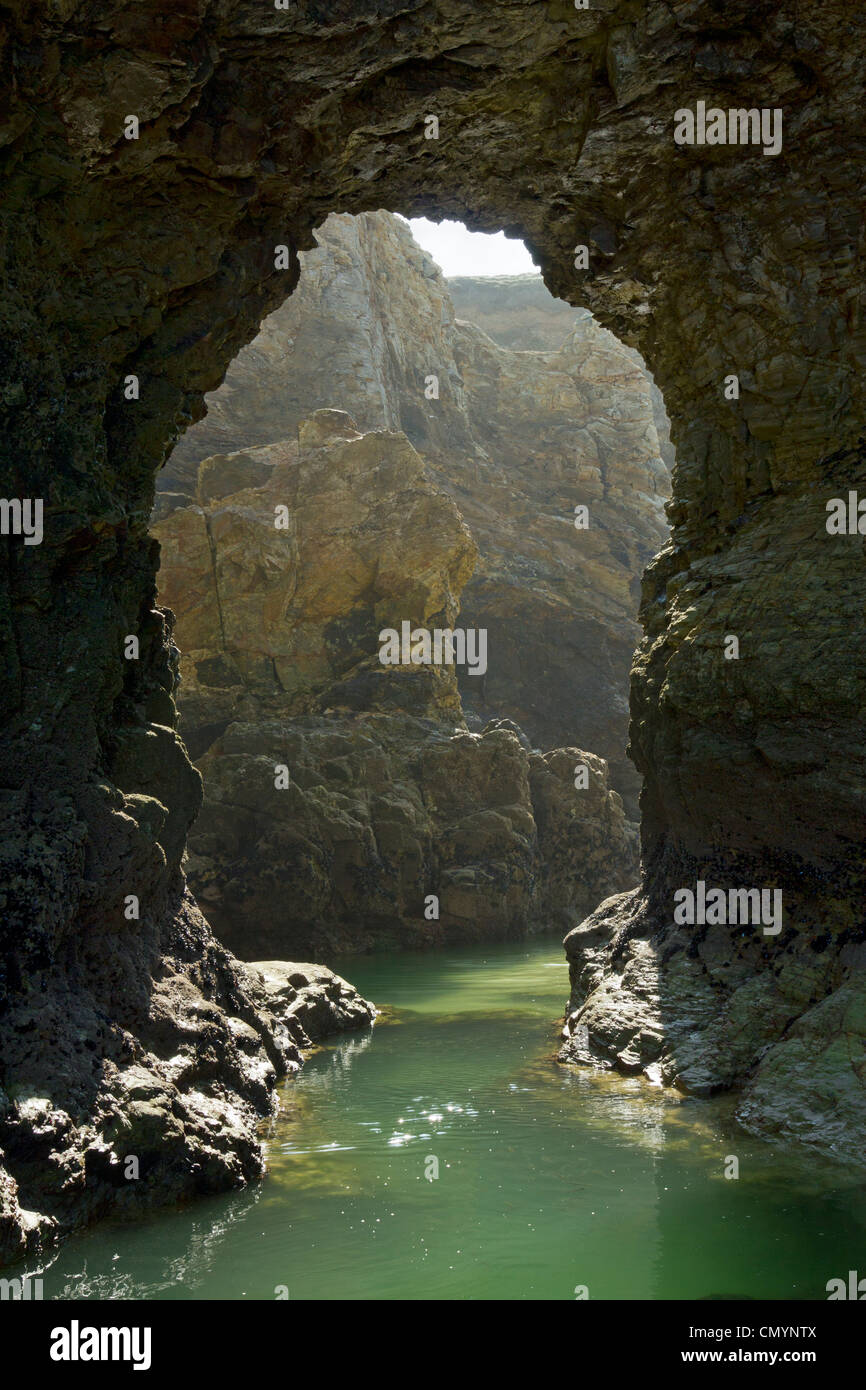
<box><xmin>249</xmin><ymin>961</ymin><xmax>377</xmax><ymax>1051</ymax></box>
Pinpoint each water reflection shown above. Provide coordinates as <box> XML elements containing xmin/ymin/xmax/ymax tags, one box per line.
<box><xmin>36</xmin><ymin>938</ymin><xmax>866</xmax><ymax>1301</ymax></box>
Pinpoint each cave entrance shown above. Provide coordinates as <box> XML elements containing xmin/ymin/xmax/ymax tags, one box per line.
<box><xmin>152</xmin><ymin>211</ymin><xmax>673</xmax><ymax>959</ymax></box>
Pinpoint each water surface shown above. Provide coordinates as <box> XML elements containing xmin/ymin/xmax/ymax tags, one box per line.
<box><xmin>43</xmin><ymin>938</ymin><xmax>864</xmax><ymax>1300</ymax></box>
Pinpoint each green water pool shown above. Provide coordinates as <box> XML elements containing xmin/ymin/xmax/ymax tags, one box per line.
<box><xmin>41</xmin><ymin>937</ymin><xmax>865</xmax><ymax>1300</ymax></box>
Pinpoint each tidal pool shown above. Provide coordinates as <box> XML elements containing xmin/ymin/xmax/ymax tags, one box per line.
<box><xmin>42</xmin><ymin>937</ymin><xmax>865</xmax><ymax>1300</ymax></box>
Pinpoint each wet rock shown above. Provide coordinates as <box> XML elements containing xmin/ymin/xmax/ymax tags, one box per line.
<box><xmin>558</xmin><ymin>888</ymin><xmax>866</xmax><ymax>1164</ymax></box>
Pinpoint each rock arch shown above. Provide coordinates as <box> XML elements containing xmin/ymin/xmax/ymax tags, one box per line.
<box><xmin>1</xmin><ymin>0</ymin><xmax>864</xmax><ymax>1256</ymax></box>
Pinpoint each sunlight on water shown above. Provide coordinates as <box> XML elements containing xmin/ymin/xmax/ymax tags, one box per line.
<box><xmin>41</xmin><ymin>938</ymin><xmax>866</xmax><ymax>1301</ymax></box>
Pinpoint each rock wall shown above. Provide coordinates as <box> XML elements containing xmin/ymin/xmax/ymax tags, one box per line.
<box><xmin>155</xmin><ymin>410</ymin><xmax>475</xmax><ymax>743</ymax></box>
<box><xmin>447</xmin><ymin>274</ymin><xmax>588</xmax><ymax>352</ymax></box>
<box><xmin>154</xmin><ymin>409</ymin><xmax>638</xmax><ymax>957</ymax></box>
<box><xmin>2</xmin><ymin>0</ymin><xmax>865</xmax><ymax>1257</ymax></box>
<box><xmin>163</xmin><ymin>210</ymin><xmax>671</xmax><ymax>810</ymax></box>
<box><xmin>447</xmin><ymin>275</ymin><xmax>675</xmax><ymax>474</ymax></box>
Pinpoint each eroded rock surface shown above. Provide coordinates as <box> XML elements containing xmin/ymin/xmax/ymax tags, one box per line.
<box><xmin>247</xmin><ymin>962</ymin><xmax>377</xmax><ymax>1048</ymax></box>
<box><xmin>165</xmin><ymin>210</ymin><xmax>671</xmax><ymax>808</ymax></box>
<box><xmin>189</xmin><ymin>715</ymin><xmax>636</xmax><ymax>957</ymax></box>
<box><xmin>154</xmin><ymin>411</ymin><xmax>475</xmax><ymax>742</ymax></box>
<box><xmin>155</xmin><ymin>411</ymin><xmax>638</xmax><ymax>957</ymax></box>
<box><xmin>559</xmin><ymin>887</ymin><xmax>866</xmax><ymax>1165</ymax></box>
<box><xmin>2</xmin><ymin>0</ymin><xmax>865</xmax><ymax>1256</ymax></box>
<box><xmin>447</xmin><ymin>275</ymin><xmax>588</xmax><ymax>353</ymax></box>
<box><xmin>0</xmin><ymin>883</ymin><xmax>374</xmax><ymax>1265</ymax></box>
<box><xmin>447</xmin><ymin>275</ymin><xmax>675</xmax><ymax>474</ymax></box>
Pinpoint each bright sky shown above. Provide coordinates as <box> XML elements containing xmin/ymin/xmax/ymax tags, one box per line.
<box><xmin>405</xmin><ymin>216</ymin><xmax>539</xmax><ymax>277</ymax></box>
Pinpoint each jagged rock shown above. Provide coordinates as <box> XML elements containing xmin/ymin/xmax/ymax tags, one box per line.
<box><xmin>186</xmin><ymin>714</ymin><xmax>636</xmax><ymax>957</ymax></box>
<box><xmin>0</xmin><ymin>891</ymin><xmax>376</xmax><ymax>1267</ymax></box>
<box><xmin>447</xmin><ymin>275</ymin><xmax>589</xmax><ymax>352</ymax></box>
<box><xmin>249</xmin><ymin>962</ymin><xmax>377</xmax><ymax>1045</ymax></box>
<box><xmin>447</xmin><ymin>278</ymin><xmax>676</xmax><ymax>473</ymax></box>
<box><xmin>155</xmin><ymin>417</ymin><xmax>638</xmax><ymax>957</ymax></box>
<box><xmin>0</xmin><ymin>885</ymin><xmax>295</xmax><ymax>1264</ymax></box>
<box><xmin>154</xmin><ymin>412</ymin><xmax>475</xmax><ymax>751</ymax></box>
<box><xmin>558</xmin><ymin>888</ymin><xmax>866</xmax><ymax>1165</ymax></box>
<box><xmin>441</xmin><ymin>309</ymin><xmax>669</xmax><ymax>809</ymax></box>
<box><xmin>165</xmin><ymin>211</ymin><xmax>671</xmax><ymax>810</ymax></box>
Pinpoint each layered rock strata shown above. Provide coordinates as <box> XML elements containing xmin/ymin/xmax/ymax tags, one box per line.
<box><xmin>2</xmin><ymin>0</ymin><xmax>865</xmax><ymax>1256</ymax></box>
<box><xmin>446</xmin><ymin>276</ymin><xmax>675</xmax><ymax>475</ymax></box>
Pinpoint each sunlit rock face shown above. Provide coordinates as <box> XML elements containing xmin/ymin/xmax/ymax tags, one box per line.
<box><xmin>446</xmin><ymin>276</ymin><xmax>676</xmax><ymax>475</ymax></box>
<box><xmin>1</xmin><ymin>0</ymin><xmax>865</xmax><ymax>1256</ymax></box>
<box><xmin>154</xmin><ymin>410</ymin><xmax>638</xmax><ymax>957</ymax></box>
<box><xmin>166</xmin><ymin>211</ymin><xmax>671</xmax><ymax>811</ymax></box>
<box><xmin>155</xmin><ymin>411</ymin><xmax>475</xmax><ymax>741</ymax></box>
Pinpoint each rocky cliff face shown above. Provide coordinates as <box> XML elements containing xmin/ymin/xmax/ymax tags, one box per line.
<box><xmin>2</xmin><ymin>0</ymin><xmax>865</xmax><ymax>1259</ymax></box>
<box><xmin>447</xmin><ymin>274</ymin><xmax>587</xmax><ymax>352</ymax></box>
<box><xmin>447</xmin><ymin>275</ymin><xmax>675</xmax><ymax>475</ymax></box>
<box><xmin>154</xmin><ymin>408</ymin><xmax>638</xmax><ymax>957</ymax></box>
<box><xmin>155</xmin><ymin>409</ymin><xmax>475</xmax><ymax>742</ymax></box>
<box><xmin>164</xmin><ymin>210</ymin><xmax>671</xmax><ymax>811</ymax></box>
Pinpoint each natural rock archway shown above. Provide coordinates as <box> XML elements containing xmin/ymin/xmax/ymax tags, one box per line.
<box><xmin>2</xmin><ymin>0</ymin><xmax>865</xmax><ymax>1258</ymax></box>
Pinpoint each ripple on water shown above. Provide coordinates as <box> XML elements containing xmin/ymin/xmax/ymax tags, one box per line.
<box><xmin>34</xmin><ymin>937</ymin><xmax>866</xmax><ymax>1301</ymax></box>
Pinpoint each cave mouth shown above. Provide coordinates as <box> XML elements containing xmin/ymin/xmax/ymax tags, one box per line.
<box><xmin>152</xmin><ymin>210</ymin><xmax>673</xmax><ymax>963</ymax></box>
<box><xmin>3</xmin><ymin>0</ymin><xmax>864</xmax><ymax>1282</ymax></box>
